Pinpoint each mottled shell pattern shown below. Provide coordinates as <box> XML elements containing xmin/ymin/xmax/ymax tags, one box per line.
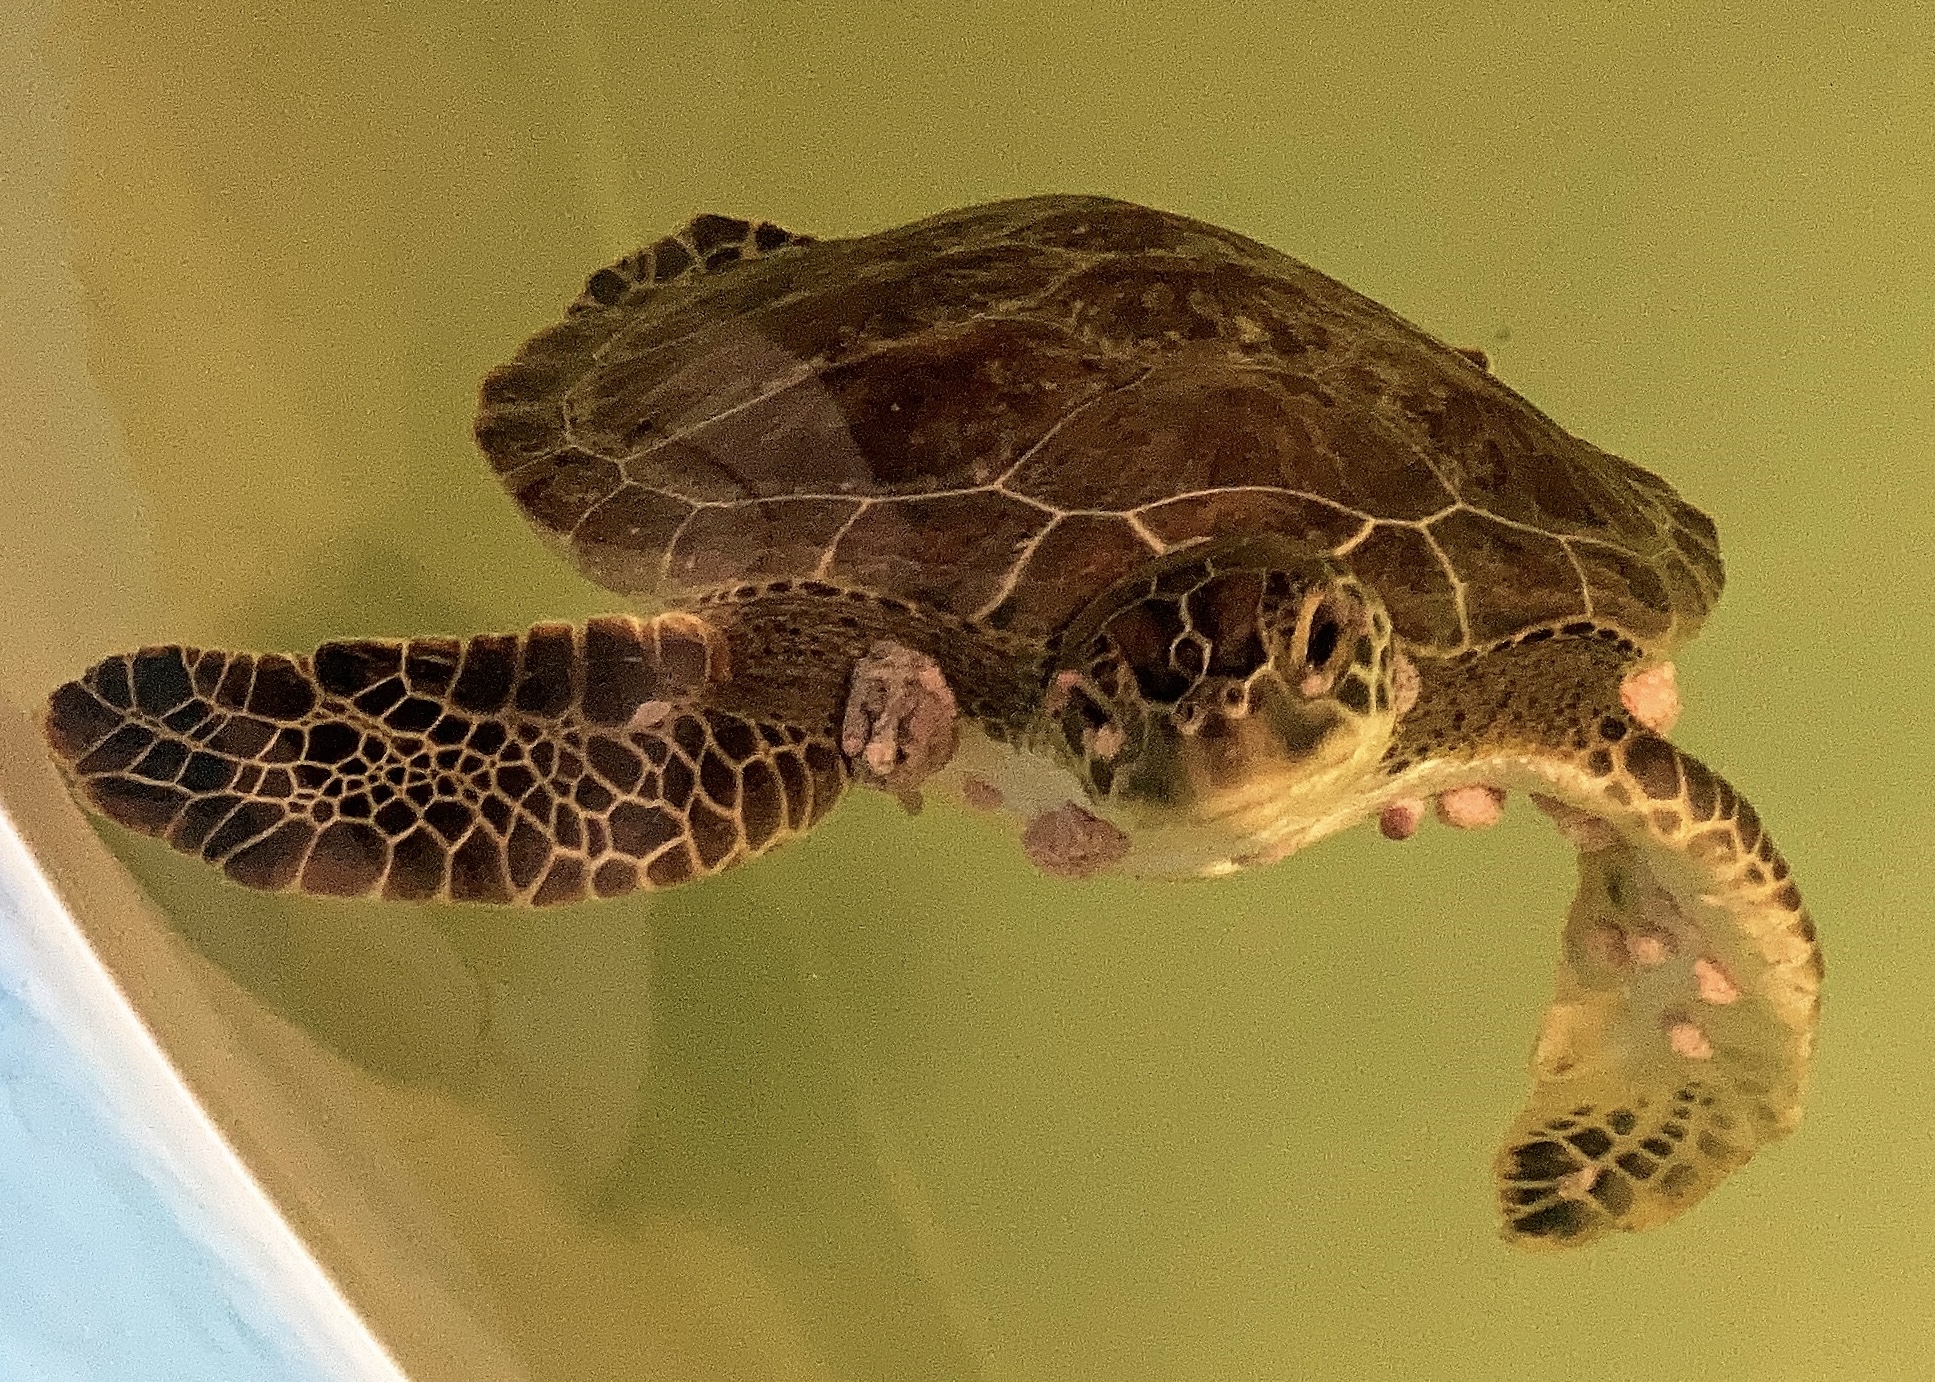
<box><xmin>475</xmin><ymin>195</ymin><xmax>1722</xmax><ymax>656</ymax></box>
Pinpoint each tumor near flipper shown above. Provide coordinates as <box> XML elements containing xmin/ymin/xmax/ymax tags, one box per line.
<box><xmin>43</xmin><ymin>613</ymin><xmax>847</xmax><ymax>905</ymax></box>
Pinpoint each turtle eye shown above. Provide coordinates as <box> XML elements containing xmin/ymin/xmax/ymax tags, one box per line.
<box><xmin>1307</xmin><ymin>615</ymin><xmax>1341</xmax><ymax>669</ymax></box>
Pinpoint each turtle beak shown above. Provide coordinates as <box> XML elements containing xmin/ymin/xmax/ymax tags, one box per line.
<box><xmin>1184</xmin><ymin>678</ymin><xmax>1347</xmax><ymax>783</ymax></box>
<box><xmin>1113</xmin><ymin>675</ymin><xmax>1349</xmax><ymax>808</ymax></box>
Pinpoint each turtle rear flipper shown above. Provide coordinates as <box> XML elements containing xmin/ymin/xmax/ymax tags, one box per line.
<box><xmin>567</xmin><ymin>213</ymin><xmax>816</xmax><ymax>314</ymax></box>
<box><xmin>43</xmin><ymin>613</ymin><xmax>846</xmax><ymax>905</ymax></box>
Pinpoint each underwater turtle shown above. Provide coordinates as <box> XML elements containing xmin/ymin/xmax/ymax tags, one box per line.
<box><xmin>42</xmin><ymin>195</ymin><xmax>1820</xmax><ymax>1248</ymax></box>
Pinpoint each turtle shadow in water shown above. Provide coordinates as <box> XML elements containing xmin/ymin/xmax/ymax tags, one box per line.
<box><xmin>107</xmin><ymin>797</ymin><xmax>986</xmax><ymax>1379</ymax></box>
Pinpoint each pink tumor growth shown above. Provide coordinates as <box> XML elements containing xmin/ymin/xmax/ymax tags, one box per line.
<box><xmin>1389</xmin><ymin>648</ymin><xmax>1420</xmax><ymax>719</ymax></box>
<box><xmin>1378</xmin><ymin>798</ymin><xmax>1425</xmax><ymax>840</ymax></box>
<box><xmin>1380</xmin><ymin>786</ymin><xmax>1509</xmax><ymax>840</ymax></box>
<box><xmin>1620</xmin><ymin>661</ymin><xmax>1681</xmax><ymax>735</ymax></box>
<box><xmin>1666</xmin><ymin>1019</ymin><xmax>1714</xmax><ymax>1061</ymax></box>
<box><xmin>1021</xmin><ymin>801</ymin><xmax>1131</xmax><ymax>879</ymax></box>
<box><xmin>840</xmin><ymin>641</ymin><xmax>959</xmax><ymax>800</ymax></box>
<box><xmin>626</xmin><ymin>699</ymin><xmax>673</xmax><ymax>733</ymax></box>
<box><xmin>1693</xmin><ymin>956</ymin><xmax>1741</xmax><ymax>1005</ymax></box>
<box><xmin>960</xmin><ymin>773</ymin><xmax>1005</xmax><ymax>812</ymax></box>
<box><xmin>1435</xmin><ymin>784</ymin><xmax>1506</xmax><ymax>830</ymax></box>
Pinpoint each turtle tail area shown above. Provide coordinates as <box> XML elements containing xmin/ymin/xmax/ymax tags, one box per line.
<box><xmin>41</xmin><ymin>614</ymin><xmax>847</xmax><ymax>906</ymax></box>
<box><xmin>1491</xmin><ymin>735</ymin><xmax>1821</xmax><ymax>1249</ymax></box>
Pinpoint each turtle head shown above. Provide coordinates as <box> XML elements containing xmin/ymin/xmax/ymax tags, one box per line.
<box><xmin>1037</xmin><ymin>538</ymin><xmax>1406</xmax><ymax>869</ymax></box>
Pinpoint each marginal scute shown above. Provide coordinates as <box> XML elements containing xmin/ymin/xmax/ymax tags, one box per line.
<box><xmin>352</xmin><ymin>677</ymin><xmax>406</xmax><ymax>716</ymax></box>
<box><xmin>740</xmin><ymin>760</ymin><xmax>784</xmax><ymax>849</ymax></box>
<box><xmin>76</xmin><ymin>724</ymin><xmax>150</xmax><ymax>775</ymax></box>
<box><xmin>773</xmin><ymin>754</ymin><xmax>809</xmax><ymax>831</ymax></box>
<box><xmin>688</xmin><ymin>799</ymin><xmax>740</xmax><ymax>869</ymax></box>
<box><xmin>515</xmin><ymin>624</ymin><xmax>578</xmax><ymax>716</ymax></box>
<box><xmin>644</xmin><ymin>846</ymin><xmax>693</xmax><ymax>888</ymax></box>
<box><xmin>202</xmin><ymin>799</ymin><xmax>283</xmax><ymax>859</ymax></box>
<box><xmin>1570</xmin><ymin>541</ymin><xmax>1676</xmax><ymax>640</ymax></box>
<box><xmin>593</xmin><ymin>857</ymin><xmax>638</xmax><ymax>898</ymax></box>
<box><xmin>384</xmin><ymin>829</ymin><xmax>448</xmax><ymax>901</ymax></box>
<box><xmin>89</xmin><ymin>776</ymin><xmax>187</xmax><ymax>833</ymax></box>
<box><xmin>451</xmin><ymin>831</ymin><xmax>512</xmax><ymax>903</ymax></box>
<box><xmin>131</xmin><ymin>647</ymin><xmax>194</xmax><ymax>714</ymax></box>
<box><xmin>44</xmin><ymin>682</ymin><xmax>122</xmax><ymax>759</ymax></box>
<box><xmin>654</xmin><ymin>617</ymin><xmax>719</xmax><ymax>692</ymax></box>
<box><xmin>572</xmin><ymin>486</ymin><xmax>693</xmax><ymax>593</ymax></box>
<box><xmin>214</xmin><ymin>656</ymin><xmax>255</xmax><ymax>710</ymax></box>
<box><xmin>532</xmin><ymin>856</ymin><xmax>587</xmax><ymax>907</ymax></box>
<box><xmin>172</xmin><ymin>794</ymin><xmax>239</xmax><ymax>852</ymax></box>
<box><xmin>1507</xmin><ymin>1139</ymin><xmax>1582</xmax><ymax>1182</ymax></box>
<box><xmin>91</xmin><ymin>655</ymin><xmax>133</xmax><ymax>709</ymax></box>
<box><xmin>471</xmin><ymin>406</ymin><xmax>557</xmax><ymax>469</ymax></box>
<box><xmin>225</xmin><ymin>820</ymin><xmax>314</xmax><ymax>891</ymax></box>
<box><xmin>450</xmin><ymin>634</ymin><xmax>518</xmax><ymax>713</ymax></box>
<box><xmin>1680</xmin><ymin>755</ymin><xmax>1719</xmax><ymax>820</ymax></box>
<box><xmin>247</xmin><ymin>655</ymin><xmax>317</xmax><ymax>719</ymax></box>
<box><xmin>508</xmin><ymin>449</ymin><xmax>624</xmax><ymax>534</ymax></box>
<box><xmin>505</xmin><ymin>818</ymin><xmax>551</xmax><ymax>889</ymax></box>
<box><xmin>190</xmin><ymin>651</ymin><xmax>226</xmax><ymax>699</ymax></box>
<box><xmin>404</xmin><ymin>638</ymin><xmax>463</xmax><ymax>696</ymax></box>
<box><xmin>608</xmin><ymin>801</ymin><xmax>678</xmax><ymax>857</ymax></box>
<box><xmin>581</xmin><ymin>619</ymin><xmax>652</xmax><ymax>726</ymax></box>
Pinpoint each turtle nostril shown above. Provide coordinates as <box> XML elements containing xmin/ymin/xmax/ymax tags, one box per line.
<box><xmin>1308</xmin><ymin>617</ymin><xmax>1340</xmax><ymax>668</ymax></box>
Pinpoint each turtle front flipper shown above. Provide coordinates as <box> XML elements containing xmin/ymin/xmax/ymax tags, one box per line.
<box><xmin>1460</xmin><ymin>733</ymin><xmax>1819</xmax><ymax>1249</ymax></box>
<box><xmin>1416</xmin><ymin>727</ymin><xmax>1818</xmax><ymax>1246</ymax></box>
<box><xmin>1385</xmin><ymin>634</ymin><xmax>1820</xmax><ymax>1247</ymax></box>
<box><xmin>42</xmin><ymin>613</ymin><xmax>846</xmax><ymax>905</ymax></box>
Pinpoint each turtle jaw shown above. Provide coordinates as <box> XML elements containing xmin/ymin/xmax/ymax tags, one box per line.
<box><xmin>1042</xmin><ymin>662</ymin><xmax>1404</xmax><ymax>879</ymax></box>
<box><xmin>1151</xmin><ymin>686</ymin><xmax>1400</xmax><ymax>875</ymax></box>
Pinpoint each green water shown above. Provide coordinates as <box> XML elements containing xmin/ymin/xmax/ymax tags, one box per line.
<box><xmin>3</xmin><ymin>3</ymin><xmax>1933</xmax><ymax>1379</ymax></box>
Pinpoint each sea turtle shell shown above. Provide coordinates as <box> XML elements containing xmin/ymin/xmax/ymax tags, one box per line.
<box><xmin>475</xmin><ymin>195</ymin><xmax>1723</xmax><ymax>656</ymax></box>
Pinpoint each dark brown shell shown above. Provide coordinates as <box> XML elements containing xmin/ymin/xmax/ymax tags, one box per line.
<box><xmin>475</xmin><ymin>197</ymin><xmax>1722</xmax><ymax>656</ymax></box>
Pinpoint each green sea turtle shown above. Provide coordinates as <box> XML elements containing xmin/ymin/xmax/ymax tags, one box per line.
<box><xmin>41</xmin><ymin>195</ymin><xmax>1820</xmax><ymax>1248</ymax></box>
